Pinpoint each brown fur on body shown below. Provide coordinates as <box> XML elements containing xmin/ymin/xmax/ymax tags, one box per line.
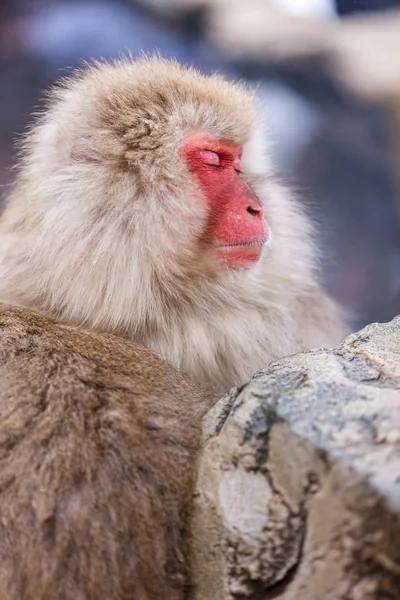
<box><xmin>0</xmin><ymin>56</ymin><xmax>346</xmax><ymax>395</ymax></box>
<box><xmin>0</xmin><ymin>303</ymin><xmax>211</xmax><ymax>600</ymax></box>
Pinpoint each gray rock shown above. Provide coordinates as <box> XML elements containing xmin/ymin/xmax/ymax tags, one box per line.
<box><xmin>190</xmin><ymin>317</ymin><xmax>400</xmax><ymax>599</ymax></box>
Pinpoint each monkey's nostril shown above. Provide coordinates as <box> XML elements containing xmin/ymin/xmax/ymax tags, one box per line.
<box><xmin>247</xmin><ymin>206</ymin><xmax>262</xmax><ymax>218</ymax></box>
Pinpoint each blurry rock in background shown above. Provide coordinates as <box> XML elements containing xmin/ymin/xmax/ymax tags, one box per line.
<box><xmin>0</xmin><ymin>0</ymin><xmax>399</xmax><ymax>330</ymax></box>
<box><xmin>206</xmin><ymin>0</ymin><xmax>400</xmax><ymax>102</ymax></box>
<box><xmin>329</xmin><ymin>12</ymin><xmax>400</xmax><ymax>102</ymax></box>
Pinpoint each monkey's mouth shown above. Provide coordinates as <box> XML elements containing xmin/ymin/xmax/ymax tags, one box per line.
<box><xmin>216</xmin><ymin>240</ymin><xmax>267</xmax><ymax>269</ymax></box>
<box><xmin>217</xmin><ymin>240</ymin><xmax>267</xmax><ymax>248</ymax></box>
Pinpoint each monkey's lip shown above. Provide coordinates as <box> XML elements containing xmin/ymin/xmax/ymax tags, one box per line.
<box><xmin>217</xmin><ymin>239</ymin><xmax>267</xmax><ymax>249</ymax></box>
<box><xmin>216</xmin><ymin>240</ymin><xmax>267</xmax><ymax>268</ymax></box>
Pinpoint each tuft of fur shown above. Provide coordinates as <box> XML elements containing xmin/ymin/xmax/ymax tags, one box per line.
<box><xmin>0</xmin><ymin>303</ymin><xmax>212</xmax><ymax>600</ymax></box>
<box><xmin>0</xmin><ymin>55</ymin><xmax>346</xmax><ymax>394</ymax></box>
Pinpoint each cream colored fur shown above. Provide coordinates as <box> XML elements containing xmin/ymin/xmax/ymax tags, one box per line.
<box><xmin>0</xmin><ymin>56</ymin><xmax>345</xmax><ymax>395</ymax></box>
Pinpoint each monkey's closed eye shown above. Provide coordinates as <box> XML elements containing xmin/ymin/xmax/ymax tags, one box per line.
<box><xmin>198</xmin><ymin>150</ymin><xmax>220</xmax><ymax>167</ymax></box>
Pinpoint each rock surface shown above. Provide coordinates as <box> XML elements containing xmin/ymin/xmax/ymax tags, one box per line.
<box><xmin>190</xmin><ymin>317</ymin><xmax>400</xmax><ymax>599</ymax></box>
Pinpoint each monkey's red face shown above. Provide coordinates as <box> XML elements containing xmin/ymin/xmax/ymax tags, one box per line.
<box><xmin>181</xmin><ymin>134</ymin><xmax>269</xmax><ymax>270</ymax></box>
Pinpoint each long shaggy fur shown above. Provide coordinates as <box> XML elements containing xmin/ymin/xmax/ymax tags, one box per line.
<box><xmin>0</xmin><ymin>56</ymin><xmax>345</xmax><ymax>394</ymax></box>
<box><xmin>0</xmin><ymin>303</ymin><xmax>212</xmax><ymax>600</ymax></box>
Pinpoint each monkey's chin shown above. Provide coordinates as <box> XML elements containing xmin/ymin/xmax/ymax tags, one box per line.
<box><xmin>216</xmin><ymin>242</ymin><xmax>265</xmax><ymax>270</ymax></box>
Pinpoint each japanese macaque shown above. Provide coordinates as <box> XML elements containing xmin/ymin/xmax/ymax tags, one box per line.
<box><xmin>0</xmin><ymin>56</ymin><xmax>345</xmax><ymax>395</ymax></box>
<box><xmin>0</xmin><ymin>303</ymin><xmax>212</xmax><ymax>600</ymax></box>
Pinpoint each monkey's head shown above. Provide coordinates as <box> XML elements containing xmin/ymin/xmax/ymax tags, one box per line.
<box><xmin>53</xmin><ymin>56</ymin><xmax>269</xmax><ymax>270</ymax></box>
<box><xmin>0</xmin><ymin>56</ymin><xmax>310</xmax><ymax>339</ymax></box>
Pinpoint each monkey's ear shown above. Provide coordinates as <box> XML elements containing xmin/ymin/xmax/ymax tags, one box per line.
<box><xmin>71</xmin><ymin>137</ymin><xmax>101</xmax><ymax>164</ymax></box>
<box><xmin>71</xmin><ymin>150</ymin><xmax>100</xmax><ymax>164</ymax></box>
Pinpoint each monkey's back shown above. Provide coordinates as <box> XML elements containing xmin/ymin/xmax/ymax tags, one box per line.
<box><xmin>0</xmin><ymin>304</ymin><xmax>210</xmax><ymax>600</ymax></box>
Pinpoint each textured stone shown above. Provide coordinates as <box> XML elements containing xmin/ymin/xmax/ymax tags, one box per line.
<box><xmin>190</xmin><ymin>317</ymin><xmax>400</xmax><ymax>599</ymax></box>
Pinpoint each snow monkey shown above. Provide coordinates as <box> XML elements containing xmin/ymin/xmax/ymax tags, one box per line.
<box><xmin>0</xmin><ymin>56</ymin><xmax>345</xmax><ymax>395</ymax></box>
<box><xmin>0</xmin><ymin>303</ymin><xmax>213</xmax><ymax>600</ymax></box>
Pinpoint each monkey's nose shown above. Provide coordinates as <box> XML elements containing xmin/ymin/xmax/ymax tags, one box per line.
<box><xmin>246</xmin><ymin>204</ymin><xmax>263</xmax><ymax>219</ymax></box>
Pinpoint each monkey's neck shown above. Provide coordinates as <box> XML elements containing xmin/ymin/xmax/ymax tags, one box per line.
<box><xmin>123</xmin><ymin>269</ymin><xmax>302</xmax><ymax>395</ymax></box>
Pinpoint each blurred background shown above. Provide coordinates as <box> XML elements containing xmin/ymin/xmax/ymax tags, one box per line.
<box><xmin>0</xmin><ymin>0</ymin><xmax>399</xmax><ymax>329</ymax></box>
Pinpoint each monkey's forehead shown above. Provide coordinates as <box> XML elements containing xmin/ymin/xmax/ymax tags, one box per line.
<box><xmin>52</xmin><ymin>56</ymin><xmax>257</xmax><ymax>147</ymax></box>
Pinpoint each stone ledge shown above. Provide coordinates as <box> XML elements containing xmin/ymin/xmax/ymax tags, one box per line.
<box><xmin>191</xmin><ymin>316</ymin><xmax>400</xmax><ymax>599</ymax></box>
